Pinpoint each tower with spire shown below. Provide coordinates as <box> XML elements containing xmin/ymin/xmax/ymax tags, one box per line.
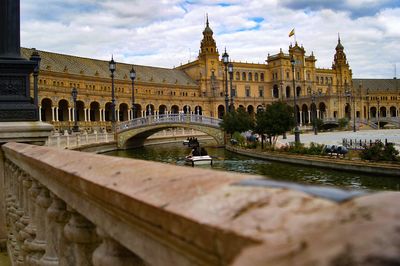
<box><xmin>199</xmin><ymin>15</ymin><xmax>219</xmax><ymax>60</ymax></box>
<box><xmin>332</xmin><ymin>34</ymin><xmax>352</xmax><ymax>95</ymax></box>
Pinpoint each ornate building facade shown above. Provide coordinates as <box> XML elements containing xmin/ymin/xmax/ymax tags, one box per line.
<box><xmin>23</xmin><ymin>18</ymin><xmax>400</xmax><ymax>132</ymax></box>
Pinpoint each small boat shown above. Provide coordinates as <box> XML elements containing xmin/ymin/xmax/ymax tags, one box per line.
<box><xmin>185</xmin><ymin>146</ymin><xmax>212</xmax><ymax>166</ymax></box>
<box><xmin>185</xmin><ymin>155</ymin><xmax>213</xmax><ymax>166</ymax></box>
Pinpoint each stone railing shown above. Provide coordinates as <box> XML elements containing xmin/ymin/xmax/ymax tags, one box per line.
<box><xmin>46</xmin><ymin>132</ymin><xmax>115</xmax><ymax>149</ymax></box>
<box><xmin>2</xmin><ymin>142</ymin><xmax>400</xmax><ymax>265</ymax></box>
<box><xmin>117</xmin><ymin>114</ymin><xmax>222</xmax><ymax>133</ymax></box>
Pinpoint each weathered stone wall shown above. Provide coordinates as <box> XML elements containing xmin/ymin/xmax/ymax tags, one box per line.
<box><xmin>2</xmin><ymin>142</ymin><xmax>400</xmax><ymax>265</ymax></box>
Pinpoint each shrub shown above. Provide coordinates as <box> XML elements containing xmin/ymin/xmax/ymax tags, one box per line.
<box><xmin>360</xmin><ymin>142</ymin><xmax>399</xmax><ymax>162</ymax></box>
<box><xmin>338</xmin><ymin>118</ymin><xmax>349</xmax><ymax>129</ymax></box>
<box><xmin>232</xmin><ymin>131</ymin><xmax>245</xmax><ymax>146</ymax></box>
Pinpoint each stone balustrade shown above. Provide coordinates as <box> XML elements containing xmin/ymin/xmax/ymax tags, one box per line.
<box><xmin>46</xmin><ymin>132</ymin><xmax>115</xmax><ymax>149</ymax></box>
<box><xmin>1</xmin><ymin>142</ymin><xmax>400</xmax><ymax>265</ymax></box>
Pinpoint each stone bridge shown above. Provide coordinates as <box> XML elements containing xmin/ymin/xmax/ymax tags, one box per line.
<box><xmin>116</xmin><ymin>114</ymin><xmax>224</xmax><ymax>148</ymax></box>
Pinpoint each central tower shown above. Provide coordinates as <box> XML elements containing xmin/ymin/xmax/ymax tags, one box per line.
<box><xmin>198</xmin><ymin>16</ymin><xmax>220</xmax><ymax>97</ymax></box>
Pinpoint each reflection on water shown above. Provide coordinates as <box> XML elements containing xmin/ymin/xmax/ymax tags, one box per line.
<box><xmin>104</xmin><ymin>144</ymin><xmax>400</xmax><ymax>191</ymax></box>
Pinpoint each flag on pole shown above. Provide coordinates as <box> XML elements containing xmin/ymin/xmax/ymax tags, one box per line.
<box><xmin>289</xmin><ymin>28</ymin><xmax>295</xmax><ymax>37</ymax></box>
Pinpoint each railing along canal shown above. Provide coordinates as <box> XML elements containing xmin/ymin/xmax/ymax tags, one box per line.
<box><xmin>2</xmin><ymin>142</ymin><xmax>400</xmax><ymax>265</ymax></box>
<box><xmin>46</xmin><ymin>132</ymin><xmax>115</xmax><ymax>149</ymax></box>
<box><xmin>117</xmin><ymin>114</ymin><xmax>222</xmax><ymax>132</ymax></box>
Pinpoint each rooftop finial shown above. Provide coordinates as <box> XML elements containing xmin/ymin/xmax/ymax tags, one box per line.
<box><xmin>206</xmin><ymin>13</ymin><xmax>209</xmax><ymax>27</ymax></box>
<box><xmin>338</xmin><ymin>32</ymin><xmax>341</xmax><ymax>43</ymax></box>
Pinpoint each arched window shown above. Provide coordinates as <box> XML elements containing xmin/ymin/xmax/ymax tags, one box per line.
<box><xmin>254</xmin><ymin>73</ymin><xmax>259</xmax><ymax>81</ymax></box>
<box><xmin>235</xmin><ymin>72</ymin><xmax>240</xmax><ymax>80</ymax></box>
<box><xmin>248</xmin><ymin>73</ymin><xmax>252</xmax><ymax>81</ymax></box>
<box><xmin>260</xmin><ymin>73</ymin><xmax>264</xmax><ymax>81</ymax></box>
<box><xmin>242</xmin><ymin>72</ymin><xmax>246</xmax><ymax>81</ymax></box>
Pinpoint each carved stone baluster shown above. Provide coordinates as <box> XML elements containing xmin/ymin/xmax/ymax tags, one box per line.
<box><xmin>23</xmin><ymin>179</ymin><xmax>40</xmax><ymax>259</ymax></box>
<box><xmin>26</xmin><ymin>186</ymin><xmax>51</xmax><ymax>265</ymax></box>
<box><xmin>39</xmin><ymin>192</ymin><xmax>68</xmax><ymax>266</ymax></box>
<box><xmin>93</xmin><ymin>228</ymin><xmax>146</xmax><ymax>266</ymax></box>
<box><xmin>63</xmin><ymin>207</ymin><xmax>99</xmax><ymax>266</ymax></box>
<box><xmin>15</xmin><ymin>173</ymin><xmax>30</xmax><ymax>265</ymax></box>
<box><xmin>8</xmin><ymin>167</ymin><xmax>22</xmax><ymax>261</ymax></box>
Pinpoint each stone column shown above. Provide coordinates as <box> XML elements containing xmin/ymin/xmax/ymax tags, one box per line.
<box><xmin>68</xmin><ymin>107</ymin><xmax>71</xmax><ymax>122</ymax></box>
<box><xmin>39</xmin><ymin>106</ymin><xmax>42</xmax><ymax>121</ymax></box>
<box><xmin>308</xmin><ymin>111</ymin><xmax>311</xmax><ymax>124</ymax></box>
<box><xmin>317</xmin><ymin>109</ymin><xmax>320</xmax><ymax>119</ymax></box>
<box><xmin>116</xmin><ymin>110</ymin><xmax>120</xmax><ymax>122</ymax></box>
<box><xmin>84</xmin><ymin>108</ymin><xmax>87</xmax><ymax>122</ymax></box>
<box><xmin>55</xmin><ymin>107</ymin><xmax>59</xmax><ymax>121</ymax></box>
<box><xmin>88</xmin><ymin>109</ymin><xmax>91</xmax><ymax>122</ymax></box>
<box><xmin>51</xmin><ymin>107</ymin><xmax>55</xmax><ymax>122</ymax></box>
<box><xmin>299</xmin><ymin>111</ymin><xmax>303</xmax><ymax>126</ymax></box>
<box><xmin>99</xmin><ymin>109</ymin><xmax>103</xmax><ymax>122</ymax></box>
<box><xmin>64</xmin><ymin>207</ymin><xmax>99</xmax><ymax>266</ymax></box>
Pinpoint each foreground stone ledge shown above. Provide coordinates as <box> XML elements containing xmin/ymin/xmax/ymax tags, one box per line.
<box><xmin>2</xmin><ymin>142</ymin><xmax>400</xmax><ymax>265</ymax></box>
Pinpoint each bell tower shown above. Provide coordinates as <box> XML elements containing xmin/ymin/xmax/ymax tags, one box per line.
<box><xmin>332</xmin><ymin>34</ymin><xmax>352</xmax><ymax>94</ymax></box>
<box><xmin>198</xmin><ymin>15</ymin><xmax>220</xmax><ymax>97</ymax></box>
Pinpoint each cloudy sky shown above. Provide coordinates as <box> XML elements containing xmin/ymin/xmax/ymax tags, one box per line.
<box><xmin>21</xmin><ymin>0</ymin><xmax>400</xmax><ymax>78</ymax></box>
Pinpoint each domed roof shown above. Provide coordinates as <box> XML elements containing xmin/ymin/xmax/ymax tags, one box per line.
<box><xmin>202</xmin><ymin>15</ymin><xmax>213</xmax><ymax>35</ymax></box>
<box><xmin>336</xmin><ymin>35</ymin><xmax>344</xmax><ymax>50</ymax></box>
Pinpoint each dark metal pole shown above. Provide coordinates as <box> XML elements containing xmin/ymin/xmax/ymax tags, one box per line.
<box><xmin>131</xmin><ymin>78</ymin><xmax>135</xmax><ymax>119</ymax></box>
<box><xmin>224</xmin><ymin>64</ymin><xmax>229</xmax><ymax>113</ymax></box>
<box><xmin>353</xmin><ymin>95</ymin><xmax>356</xmax><ymax>132</ymax></box>
<box><xmin>0</xmin><ymin>0</ymin><xmax>21</xmax><ymax>59</ymax></box>
<box><xmin>291</xmin><ymin>57</ymin><xmax>300</xmax><ymax>143</ymax></box>
<box><xmin>0</xmin><ymin>0</ymin><xmax>38</xmax><ymax>121</ymax></box>
<box><xmin>229</xmin><ymin>71</ymin><xmax>233</xmax><ymax>111</ymax></box>
<box><xmin>72</xmin><ymin>88</ymin><xmax>79</xmax><ymax>132</ymax></box>
<box><xmin>312</xmin><ymin>94</ymin><xmax>317</xmax><ymax>135</ymax></box>
<box><xmin>111</xmin><ymin>72</ymin><xmax>115</xmax><ymax>126</ymax></box>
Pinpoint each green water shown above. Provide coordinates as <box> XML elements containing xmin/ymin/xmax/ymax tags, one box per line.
<box><xmin>104</xmin><ymin>144</ymin><xmax>400</xmax><ymax>191</ymax></box>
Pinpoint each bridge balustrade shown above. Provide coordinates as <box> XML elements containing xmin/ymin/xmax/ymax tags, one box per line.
<box><xmin>117</xmin><ymin>114</ymin><xmax>221</xmax><ymax>132</ymax></box>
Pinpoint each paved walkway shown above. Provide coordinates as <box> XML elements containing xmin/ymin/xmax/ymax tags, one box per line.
<box><xmin>278</xmin><ymin>129</ymin><xmax>400</xmax><ymax>148</ymax></box>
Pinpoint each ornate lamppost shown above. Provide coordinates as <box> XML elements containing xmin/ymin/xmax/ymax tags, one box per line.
<box><xmin>366</xmin><ymin>88</ymin><xmax>370</xmax><ymax>122</ymax></box>
<box><xmin>345</xmin><ymin>88</ymin><xmax>356</xmax><ymax>132</ymax></box>
<box><xmin>29</xmin><ymin>49</ymin><xmax>41</xmax><ymax>109</ymax></box>
<box><xmin>222</xmin><ymin>49</ymin><xmax>229</xmax><ymax>114</ymax></box>
<box><xmin>377</xmin><ymin>98</ymin><xmax>380</xmax><ymax>130</ymax></box>
<box><xmin>130</xmin><ymin>66</ymin><xmax>136</xmax><ymax>119</ymax></box>
<box><xmin>290</xmin><ymin>56</ymin><xmax>300</xmax><ymax>143</ymax></box>
<box><xmin>228</xmin><ymin>62</ymin><xmax>234</xmax><ymax>112</ymax></box>
<box><xmin>109</xmin><ymin>56</ymin><xmax>116</xmax><ymax>130</ymax></box>
<box><xmin>71</xmin><ymin>87</ymin><xmax>79</xmax><ymax>132</ymax></box>
<box><xmin>311</xmin><ymin>92</ymin><xmax>317</xmax><ymax>135</ymax></box>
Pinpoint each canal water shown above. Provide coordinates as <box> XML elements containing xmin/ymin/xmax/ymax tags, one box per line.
<box><xmin>104</xmin><ymin>144</ymin><xmax>400</xmax><ymax>191</ymax></box>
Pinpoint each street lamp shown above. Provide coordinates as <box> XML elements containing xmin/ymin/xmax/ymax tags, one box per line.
<box><xmin>366</xmin><ymin>88</ymin><xmax>370</xmax><ymax>122</ymax></box>
<box><xmin>222</xmin><ymin>48</ymin><xmax>229</xmax><ymax>114</ymax></box>
<box><xmin>71</xmin><ymin>87</ymin><xmax>79</xmax><ymax>132</ymax></box>
<box><xmin>109</xmin><ymin>56</ymin><xmax>116</xmax><ymax>130</ymax></box>
<box><xmin>228</xmin><ymin>62</ymin><xmax>234</xmax><ymax>111</ymax></box>
<box><xmin>130</xmin><ymin>66</ymin><xmax>136</xmax><ymax>119</ymax></box>
<box><xmin>345</xmin><ymin>89</ymin><xmax>356</xmax><ymax>132</ymax></box>
<box><xmin>290</xmin><ymin>56</ymin><xmax>300</xmax><ymax>143</ymax></box>
<box><xmin>377</xmin><ymin>98</ymin><xmax>380</xmax><ymax>130</ymax></box>
<box><xmin>311</xmin><ymin>92</ymin><xmax>317</xmax><ymax>135</ymax></box>
<box><xmin>30</xmin><ymin>48</ymin><xmax>41</xmax><ymax>109</ymax></box>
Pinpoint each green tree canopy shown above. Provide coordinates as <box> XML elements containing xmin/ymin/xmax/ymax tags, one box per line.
<box><xmin>254</xmin><ymin>102</ymin><xmax>294</xmax><ymax>146</ymax></box>
<box><xmin>219</xmin><ymin>107</ymin><xmax>254</xmax><ymax>135</ymax></box>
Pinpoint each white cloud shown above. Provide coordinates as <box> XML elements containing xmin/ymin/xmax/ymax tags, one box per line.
<box><xmin>20</xmin><ymin>0</ymin><xmax>400</xmax><ymax>78</ymax></box>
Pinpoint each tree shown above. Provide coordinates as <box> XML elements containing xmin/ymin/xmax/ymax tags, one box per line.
<box><xmin>219</xmin><ymin>107</ymin><xmax>254</xmax><ymax>135</ymax></box>
<box><xmin>254</xmin><ymin>102</ymin><xmax>294</xmax><ymax>148</ymax></box>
